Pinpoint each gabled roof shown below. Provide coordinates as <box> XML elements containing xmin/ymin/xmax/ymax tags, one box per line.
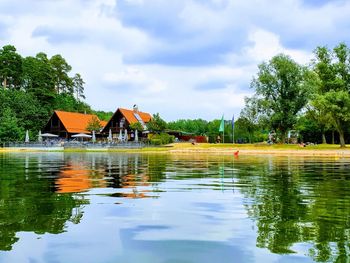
<box><xmin>119</xmin><ymin>108</ymin><xmax>152</xmax><ymax>124</ymax></box>
<box><xmin>102</xmin><ymin>108</ymin><xmax>152</xmax><ymax>133</ymax></box>
<box><xmin>55</xmin><ymin>110</ymin><xmax>103</xmax><ymax>134</ymax></box>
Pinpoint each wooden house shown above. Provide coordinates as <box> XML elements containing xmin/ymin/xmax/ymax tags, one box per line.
<box><xmin>101</xmin><ymin>106</ymin><xmax>152</xmax><ymax>140</ymax></box>
<box><xmin>43</xmin><ymin>110</ymin><xmax>106</xmax><ymax>138</ymax></box>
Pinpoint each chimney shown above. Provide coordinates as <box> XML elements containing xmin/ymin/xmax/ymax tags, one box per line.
<box><xmin>133</xmin><ymin>104</ymin><xmax>138</xmax><ymax>113</ymax></box>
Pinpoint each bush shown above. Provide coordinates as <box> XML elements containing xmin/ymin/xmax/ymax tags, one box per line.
<box><xmin>150</xmin><ymin>133</ymin><xmax>175</xmax><ymax>145</ymax></box>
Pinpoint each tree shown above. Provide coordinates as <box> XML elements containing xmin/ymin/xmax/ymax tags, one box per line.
<box><xmin>94</xmin><ymin>110</ymin><xmax>113</xmax><ymax>121</ymax></box>
<box><xmin>0</xmin><ymin>45</ymin><xmax>23</xmax><ymax>89</ymax></box>
<box><xmin>0</xmin><ymin>108</ymin><xmax>23</xmax><ymax>143</ymax></box>
<box><xmin>49</xmin><ymin>54</ymin><xmax>73</xmax><ymax>94</ymax></box>
<box><xmin>312</xmin><ymin>43</ymin><xmax>350</xmax><ymax>147</ymax></box>
<box><xmin>53</xmin><ymin>93</ymin><xmax>92</xmax><ymax>113</ymax></box>
<box><xmin>250</xmin><ymin>54</ymin><xmax>308</xmax><ymax>143</ymax></box>
<box><xmin>86</xmin><ymin>116</ymin><xmax>102</xmax><ymax>132</ymax></box>
<box><xmin>129</xmin><ymin>122</ymin><xmax>144</xmax><ymax>132</ymax></box>
<box><xmin>22</xmin><ymin>53</ymin><xmax>56</xmax><ymax>109</ymax></box>
<box><xmin>146</xmin><ymin>113</ymin><xmax>167</xmax><ymax>133</ymax></box>
<box><xmin>305</xmin><ymin>104</ymin><xmax>333</xmax><ymax>144</ymax></box>
<box><xmin>72</xmin><ymin>73</ymin><xmax>85</xmax><ymax>100</ymax></box>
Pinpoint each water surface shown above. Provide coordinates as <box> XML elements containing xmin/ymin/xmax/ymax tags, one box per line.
<box><xmin>0</xmin><ymin>153</ymin><xmax>349</xmax><ymax>263</ymax></box>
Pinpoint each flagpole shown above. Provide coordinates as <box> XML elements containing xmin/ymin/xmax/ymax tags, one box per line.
<box><xmin>223</xmin><ymin>117</ymin><xmax>225</xmax><ymax>144</ymax></box>
<box><xmin>232</xmin><ymin>114</ymin><xmax>235</xmax><ymax>144</ymax></box>
<box><xmin>232</xmin><ymin>128</ymin><xmax>234</xmax><ymax>144</ymax></box>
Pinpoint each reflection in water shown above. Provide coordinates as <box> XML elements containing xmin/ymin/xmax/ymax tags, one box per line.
<box><xmin>0</xmin><ymin>153</ymin><xmax>350</xmax><ymax>262</ymax></box>
<box><xmin>0</xmin><ymin>153</ymin><xmax>87</xmax><ymax>251</ymax></box>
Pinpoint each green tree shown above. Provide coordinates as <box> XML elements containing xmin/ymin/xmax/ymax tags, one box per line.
<box><xmin>305</xmin><ymin>104</ymin><xmax>333</xmax><ymax>144</ymax></box>
<box><xmin>146</xmin><ymin>113</ymin><xmax>167</xmax><ymax>133</ymax></box>
<box><xmin>129</xmin><ymin>122</ymin><xmax>144</xmax><ymax>132</ymax></box>
<box><xmin>94</xmin><ymin>110</ymin><xmax>113</xmax><ymax>121</ymax></box>
<box><xmin>22</xmin><ymin>53</ymin><xmax>56</xmax><ymax>109</ymax></box>
<box><xmin>73</xmin><ymin>73</ymin><xmax>85</xmax><ymax>100</ymax></box>
<box><xmin>312</xmin><ymin>43</ymin><xmax>350</xmax><ymax>147</ymax></box>
<box><xmin>0</xmin><ymin>108</ymin><xmax>23</xmax><ymax>143</ymax></box>
<box><xmin>53</xmin><ymin>93</ymin><xmax>92</xmax><ymax>113</ymax></box>
<box><xmin>0</xmin><ymin>45</ymin><xmax>23</xmax><ymax>89</ymax></box>
<box><xmin>49</xmin><ymin>54</ymin><xmax>73</xmax><ymax>94</ymax></box>
<box><xmin>250</xmin><ymin>54</ymin><xmax>308</xmax><ymax>143</ymax></box>
<box><xmin>86</xmin><ymin>116</ymin><xmax>102</xmax><ymax>132</ymax></box>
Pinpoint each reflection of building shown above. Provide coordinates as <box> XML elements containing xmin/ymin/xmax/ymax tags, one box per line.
<box><xmin>43</xmin><ymin>110</ymin><xmax>107</xmax><ymax>138</ymax></box>
<box><xmin>56</xmin><ymin>164</ymin><xmax>106</xmax><ymax>193</ymax></box>
<box><xmin>101</xmin><ymin>105</ymin><xmax>152</xmax><ymax>140</ymax></box>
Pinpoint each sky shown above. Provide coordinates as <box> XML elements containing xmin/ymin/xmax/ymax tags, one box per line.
<box><xmin>0</xmin><ymin>0</ymin><xmax>349</xmax><ymax>121</ymax></box>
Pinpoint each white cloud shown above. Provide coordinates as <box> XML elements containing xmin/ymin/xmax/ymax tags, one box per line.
<box><xmin>0</xmin><ymin>0</ymin><xmax>349</xmax><ymax>121</ymax></box>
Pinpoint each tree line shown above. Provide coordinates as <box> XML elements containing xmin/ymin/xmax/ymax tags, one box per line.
<box><xmin>239</xmin><ymin>42</ymin><xmax>350</xmax><ymax>147</ymax></box>
<box><xmin>0</xmin><ymin>45</ymin><xmax>111</xmax><ymax>142</ymax></box>
<box><xmin>167</xmin><ymin>42</ymin><xmax>350</xmax><ymax>147</ymax></box>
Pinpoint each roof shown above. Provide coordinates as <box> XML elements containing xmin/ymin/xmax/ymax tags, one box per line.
<box><xmin>100</xmin><ymin>120</ymin><xmax>108</xmax><ymax>128</ymax></box>
<box><xmin>119</xmin><ymin>108</ymin><xmax>152</xmax><ymax>124</ymax></box>
<box><xmin>55</xmin><ymin>110</ymin><xmax>103</xmax><ymax>134</ymax></box>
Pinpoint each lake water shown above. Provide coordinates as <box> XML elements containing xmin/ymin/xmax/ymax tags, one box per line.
<box><xmin>0</xmin><ymin>152</ymin><xmax>349</xmax><ymax>263</ymax></box>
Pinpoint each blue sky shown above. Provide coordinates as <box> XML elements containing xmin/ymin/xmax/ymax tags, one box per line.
<box><xmin>0</xmin><ymin>0</ymin><xmax>349</xmax><ymax>121</ymax></box>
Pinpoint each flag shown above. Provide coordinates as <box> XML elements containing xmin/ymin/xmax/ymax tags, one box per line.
<box><xmin>219</xmin><ymin>115</ymin><xmax>225</xmax><ymax>132</ymax></box>
<box><xmin>231</xmin><ymin>114</ymin><xmax>235</xmax><ymax>130</ymax></box>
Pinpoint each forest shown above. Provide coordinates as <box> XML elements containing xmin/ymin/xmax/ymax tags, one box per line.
<box><xmin>0</xmin><ymin>45</ymin><xmax>112</xmax><ymax>143</ymax></box>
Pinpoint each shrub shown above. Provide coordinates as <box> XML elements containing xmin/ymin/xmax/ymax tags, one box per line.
<box><xmin>150</xmin><ymin>133</ymin><xmax>175</xmax><ymax>145</ymax></box>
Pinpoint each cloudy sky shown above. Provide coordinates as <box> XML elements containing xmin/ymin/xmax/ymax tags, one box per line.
<box><xmin>0</xmin><ymin>0</ymin><xmax>349</xmax><ymax>121</ymax></box>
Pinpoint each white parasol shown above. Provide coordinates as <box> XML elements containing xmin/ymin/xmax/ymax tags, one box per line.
<box><xmin>124</xmin><ymin>129</ymin><xmax>128</xmax><ymax>142</ymax></box>
<box><xmin>134</xmin><ymin>129</ymin><xmax>138</xmax><ymax>142</ymax></box>
<box><xmin>25</xmin><ymin>130</ymin><xmax>29</xmax><ymax>143</ymax></box>
<box><xmin>92</xmin><ymin>130</ymin><xmax>96</xmax><ymax>143</ymax></box>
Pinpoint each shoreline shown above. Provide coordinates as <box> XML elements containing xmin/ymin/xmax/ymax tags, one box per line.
<box><xmin>1</xmin><ymin>143</ymin><xmax>350</xmax><ymax>156</ymax></box>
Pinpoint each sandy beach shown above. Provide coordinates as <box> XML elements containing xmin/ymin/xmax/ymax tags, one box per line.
<box><xmin>1</xmin><ymin>143</ymin><xmax>350</xmax><ymax>156</ymax></box>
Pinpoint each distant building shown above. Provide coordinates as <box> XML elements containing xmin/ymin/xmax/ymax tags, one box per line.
<box><xmin>101</xmin><ymin>105</ymin><xmax>152</xmax><ymax>139</ymax></box>
<box><xmin>43</xmin><ymin>110</ymin><xmax>106</xmax><ymax>138</ymax></box>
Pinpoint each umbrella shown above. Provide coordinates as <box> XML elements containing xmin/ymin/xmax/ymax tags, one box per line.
<box><xmin>108</xmin><ymin>129</ymin><xmax>112</xmax><ymax>142</ymax></box>
<box><xmin>38</xmin><ymin>130</ymin><xmax>42</xmax><ymax>143</ymax></box>
<box><xmin>71</xmin><ymin>133</ymin><xmax>92</xmax><ymax>138</ymax></box>
<box><xmin>72</xmin><ymin>133</ymin><xmax>92</xmax><ymax>142</ymax></box>
<box><xmin>124</xmin><ymin>129</ymin><xmax>128</xmax><ymax>142</ymax></box>
<box><xmin>134</xmin><ymin>129</ymin><xmax>138</xmax><ymax>142</ymax></box>
<box><xmin>118</xmin><ymin>129</ymin><xmax>123</xmax><ymax>142</ymax></box>
<box><xmin>41</xmin><ymin>133</ymin><xmax>59</xmax><ymax>137</ymax></box>
<box><xmin>25</xmin><ymin>130</ymin><xmax>29</xmax><ymax>143</ymax></box>
<box><xmin>92</xmin><ymin>130</ymin><xmax>96</xmax><ymax>143</ymax></box>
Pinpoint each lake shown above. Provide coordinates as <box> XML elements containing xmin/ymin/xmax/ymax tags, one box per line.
<box><xmin>0</xmin><ymin>152</ymin><xmax>349</xmax><ymax>263</ymax></box>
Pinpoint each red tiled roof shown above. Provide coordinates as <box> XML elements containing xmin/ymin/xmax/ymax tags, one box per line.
<box><xmin>55</xmin><ymin>110</ymin><xmax>103</xmax><ymax>134</ymax></box>
<box><xmin>119</xmin><ymin>108</ymin><xmax>152</xmax><ymax>124</ymax></box>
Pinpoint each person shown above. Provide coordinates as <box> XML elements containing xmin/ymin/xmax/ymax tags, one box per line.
<box><xmin>268</xmin><ymin>130</ymin><xmax>276</xmax><ymax>144</ymax></box>
<box><xmin>216</xmin><ymin>135</ymin><xmax>221</xmax><ymax>143</ymax></box>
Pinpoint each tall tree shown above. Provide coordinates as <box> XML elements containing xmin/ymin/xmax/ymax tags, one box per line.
<box><xmin>22</xmin><ymin>53</ymin><xmax>56</xmax><ymax>109</ymax></box>
<box><xmin>0</xmin><ymin>45</ymin><xmax>22</xmax><ymax>89</ymax></box>
<box><xmin>250</xmin><ymin>54</ymin><xmax>308</xmax><ymax>143</ymax></box>
<box><xmin>49</xmin><ymin>54</ymin><xmax>73</xmax><ymax>94</ymax></box>
<box><xmin>312</xmin><ymin>43</ymin><xmax>350</xmax><ymax>147</ymax></box>
<box><xmin>72</xmin><ymin>73</ymin><xmax>85</xmax><ymax>100</ymax></box>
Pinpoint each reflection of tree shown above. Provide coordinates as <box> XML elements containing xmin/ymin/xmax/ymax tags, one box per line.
<box><xmin>236</xmin><ymin>156</ymin><xmax>350</xmax><ymax>261</ymax></box>
<box><xmin>0</xmin><ymin>154</ymin><xmax>87</xmax><ymax>251</ymax></box>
